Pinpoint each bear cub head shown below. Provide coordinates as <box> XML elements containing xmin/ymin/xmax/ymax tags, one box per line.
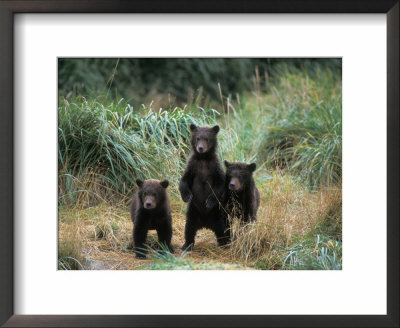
<box><xmin>136</xmin><ymin>178</ymin><xmax>169</xmax><ymax>210</ymax></box>
<box><xmin>190</xmin><ymin>124</ymin><xmax>220</xmax><ymax>155</ymax></box>
<box><xmin>224</xmin><ymin>161</ymin><xmax>256</xmax><ymax>192</ymax></box>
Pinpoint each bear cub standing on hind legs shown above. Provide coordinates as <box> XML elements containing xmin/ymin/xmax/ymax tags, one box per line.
<box><xmin>179</xmin><ymin>124</ymin><xmax>229</xmax><ymax>251</ymax></box>
<box><xmin>131</xmin><ymin>178</ymin><xmax>174</xmax><ymax>259</ymax></box>
<box><xmin>224</xmin><ymin>161</ymin><xmax>260</xmax><ymax>224</ymax></box>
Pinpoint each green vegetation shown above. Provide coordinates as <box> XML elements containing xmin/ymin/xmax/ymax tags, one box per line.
<box><xmin>58</xmin><ymin>99</ymin><xmax>218</xmax><ymax>205</ymax></box>
<box><xmin>58</xmin><ymin>236</ymin><xmax>84</xmax><ymax>270</ymax></box>
<box><xmin>259</xmin><ymin>71</ymin><xmax>342</xmax><ymax>188</ymax></box>
<box><xmin>59</xmin><ymin>58</ymin><xmax>341</xmax><ymax>108</ymax></box>
<box><xmin>58</xmin><ymin>60</ymin><xmax>342</xmax><ymax>270</ymax></box>
<box><xmin>282</xmin><ymin>235</ymin><xmax>342</xmax><ymax>270</ymax></box>
<box><xmin>254</xmin><ymin>235</ymin><xmax>342</xmax><ymax>270</ymax></box>
<box><xmin>140</xmin><ymin>247</ymin><xmax>247</xmax><ymax>270</ymax></box>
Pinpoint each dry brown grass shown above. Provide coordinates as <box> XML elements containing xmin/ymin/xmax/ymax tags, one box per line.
<box><xmin>58</xmin><ymin>171</ymin><xmax>127</xmax><ymax>207</ymax></box>
<box><xmin>58</xmin><ymin>212</ymin><xmax>85</xmax><ymax>270</ymax></box>
<box><xmin>58</xmin><ymin>171</ymin><xmax>341</xmax><ymax>270</ymax></box>
<box><xmin>223</xmin><ymin>175</ymin><xmax>342</xmax><ymax>268</ymax></box>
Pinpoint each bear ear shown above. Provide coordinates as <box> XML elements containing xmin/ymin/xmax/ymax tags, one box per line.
<box><xmin>136</xmin><ymin>178</ymin><xmax>144</xmax><ymax>188</ymax></box>
<box><xmin>224</xmin><ymin>160</ymin><xmax>231</xmax><ymax>168</ymax></box>
<box><xmin>160</xmin><ymin>179</ymin><xmax>169</xmax><ymax>189</ymax></box>
<box><xmin>247</xmin><ymin>163</ymin><xmax>257</xmax><ymax>172</ymax></box>
<box><xmin>190</xmin><ymin>123</ymin><xmax>197</xmax><ymax>132</ymax></box>
<box><xmin>212</xmin><ymin>125</ymin><xmax>220</xmax><ymax>134</ymax></box>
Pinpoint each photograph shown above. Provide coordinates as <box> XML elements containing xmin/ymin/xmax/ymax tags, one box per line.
<box><xmin>58</xmin><ymin>58</ymin><xmax>342</xmax><ymax>271</ymax></box>
<box><xmin>1</xmin><ymin>0</ymin><xmax>397</xmax><ymax>325</ymax></box>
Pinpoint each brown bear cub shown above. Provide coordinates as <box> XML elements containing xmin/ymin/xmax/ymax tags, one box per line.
<box><xmin>224</xmin><ymin>161</ymin><xmax>260</xmax><ymax>223</ymax></box>
<box><xmin>131</xmin><ymin>178</ymin><xmax>174</xmax><ymax>259</ymax></box>
<box><xmin>179</xmin><ymin>124</ymin><xmax>229</xmax><ymax>251</ymax></box>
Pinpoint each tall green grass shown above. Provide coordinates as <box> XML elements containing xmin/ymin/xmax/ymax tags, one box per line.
<box><xmin>58</xmin><ymin>97</ymin><xmax>219</xmax><ymax>205</ymax></box>
<box><xmin>258</xmin><ymin>70</ymin><xmax>342</xmax><ymax>188</ymax></box>
<box><xmin>58</xmin><ymin>66</ymin><xmax>342</xmax><ymax>206</ymax></box>
<box><xmin>59</xmin><ymin>58</ymin><xmax>341</xmax><ymax>107</ymax></box>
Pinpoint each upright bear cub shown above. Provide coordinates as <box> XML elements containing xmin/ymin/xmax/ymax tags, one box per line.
<box><xmin>179</xmin><ymin>124</ymin><xmax>229</xmax><ymax>250</ymax></box>
<box><xmin>224</xmin><ymin>161</ymin><xmax>260</xmax><ymax>223</ymax></box>
<box><xmin>131</xmin><ymin>178</ymin><xmax>174</xmax><ymax>259</ymax></box>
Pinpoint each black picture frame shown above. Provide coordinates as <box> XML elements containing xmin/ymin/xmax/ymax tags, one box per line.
<box><xmin>0</xmin><ymin>1</ymin><xmax>398</xmax><ymax>327</ymax></box>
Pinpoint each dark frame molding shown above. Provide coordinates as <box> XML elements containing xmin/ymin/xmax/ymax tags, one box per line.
<box><xmin>0</xmin><ymin>1</ymin><xmax>398</xmax><ymax>327</ymax></box>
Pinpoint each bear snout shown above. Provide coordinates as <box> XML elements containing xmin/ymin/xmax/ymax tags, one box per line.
<box><xmin>196</xmin><ymin>140</ymin><xmax>207</xmax><ymax>153</ymax></box>
<box><xmin>228</xmin><ymin>177</ymin><xmax>241</xmax><ymax>191</ymax></box>
<box><xmin>143</xmin><ymin>196</ymin><xmax>156</xmax><ymax>209</ymax></box>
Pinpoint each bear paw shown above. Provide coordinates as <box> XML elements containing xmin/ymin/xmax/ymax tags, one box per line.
<box><xmin>181</xmin><ymin>192</ymin><xmax>193</xmax><ymax>203</ymax></box>
<box><xmin>205</xmin><ymin>195</ymin><xmax>217</xmax><ymax>208</ymax></box>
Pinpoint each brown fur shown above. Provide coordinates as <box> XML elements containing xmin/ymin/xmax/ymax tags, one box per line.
<box><xmin>179</xmin><ymin>124</ymin><xmax>229</xmax><ymax>250</ymax></box>
<box><xmin>224</xmin><ymin>161</ymin><xmax>260</xmax><ymax>223</ymax></box>
<box><xmin>131</xmin><ymin>179</ymin><xmax>173</xmax><ymax>258</ymax></box>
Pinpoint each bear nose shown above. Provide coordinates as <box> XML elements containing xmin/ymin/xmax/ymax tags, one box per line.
<box><xmin>198</xmin><ymin>146</ymin><xmax>204</xmax><ymax>152</ymax></box>
<box><xmin>229</xmin><ymin>182</ymin><xmax>235</xmax><ymax>188</ymax></box>
<box><xmin>145</xmin><ymin>201</ymin><xmax>152</xmax><ymax>207</ymax></box>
